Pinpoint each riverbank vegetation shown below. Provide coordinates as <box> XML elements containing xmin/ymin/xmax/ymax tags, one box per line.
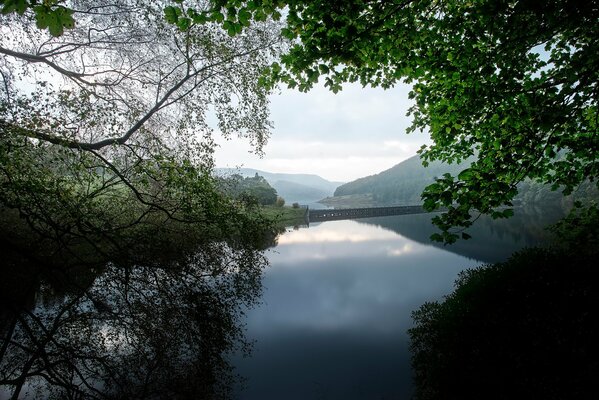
<box><xmin>408</xmin><ymin>206</ymin><xmax>599</xmax><ymax>399</ymax></box>
<box><xmin>259</xmin><ymin>205</ymin><xmax>306</xmax><ymax>227</ymax></box>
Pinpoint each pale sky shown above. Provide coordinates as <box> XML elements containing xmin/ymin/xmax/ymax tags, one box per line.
<box><xmin>213</xmin><ymin>82</ymin><xmax>432</xmax><ymax>183</ymax></box>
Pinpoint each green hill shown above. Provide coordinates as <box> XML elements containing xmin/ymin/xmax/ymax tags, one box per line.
<box><xmin>331</xmin><ymin>154</ymin><xmax>597</xmax><ymax>209</ymax></box>
<box><xmin>333</xmin><ymin>155</ymin><xmax>471</xmax><ymax>205</ymax></box>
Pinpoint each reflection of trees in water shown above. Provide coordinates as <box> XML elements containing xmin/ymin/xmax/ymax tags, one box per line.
<box><xmin>359</xmin><ymin>206</ymin><xmax>565</xmax><ymax>263</ymax></box>
<box><xmin>409</xmin><ymin>245</ymin><xmax>598</xmax><ymax>399</ymax></box>
<box><xmin>0</xmin><ymin>242</ymin><xmax>267</xmax><ymax>399</ymax></box>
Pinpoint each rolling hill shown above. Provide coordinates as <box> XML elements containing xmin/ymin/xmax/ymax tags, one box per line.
<box><xmin>327</xmin><ymin>154</ymin><xmax>597</xmax><ymax>209</ymax></box>
<box><xmin>332</xmin><ymin>155</ymin><xmax>471</xmax><ymax>206</ymax></box>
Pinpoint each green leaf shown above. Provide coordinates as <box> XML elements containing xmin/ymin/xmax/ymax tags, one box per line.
<box><xmin>502</xmin><ymin>208</ymin><xmax>514</xmax><ymax>218</ymax></box>
<box><xmin>191</xmin><ymin>11</ymin><xmax>207</xmax><ymax>24</ymax></box>
<box><xmin>426</xmin><ymin>182</ymin><xmax>443</xmax><ymax>193</ymax></box>
<box><xmin>254</xmin><ymin>10</ymin><xmax>266</xmax><ymax>21</ymax></box>
<box><xmin>48</xmin><ymin>19</ymin><xmax>63</xmax><ymax>37</ymax></box>
<box><xmin>423</xmin><ymin>198</ymin><xmax>437</xmax><ymax>211</ymax></box>
<box><xmin>307</xmin><ymin>69</ymin><xmax>319</xmax><ymax>83</ymax></box>
<box><xmin>238</xmin><ymin>8</ymin><xmax>251</xmax><ymax>26</ymax></box>
<box><xmin>318</xmin><ymin>64</ymin><xmax>329</xmax><ymax>74</ymax></box>
<box><xmin>56</xmin><ymin>7</ymin><xmax>74</xmax><ymax>29</ymax></box>
<box><xmin>211</xmin><ymin>11</ymin><xmax>224</xmax><ymax>22</ymax></box>
<box><xmin>15</xmin><ymin>0</ymin><xmax>27</xmax><ymax>14</ymax></box>
<box><xmin>234</xmin><ymin>22</ymin><xmax>243</xmax><ymax>34</ymax></box>
<box><xmin>177</xmin><ymin>17</ymin><xmax>191</xmax><ymax>31</ymax></box>
<box><xmin>430</xmin><ymin>233</ymin><xmax>444</xmax><ymax>242</ymax></box>
<box><xmin>458</xmin><ymin>168</ymin><xmax>473</xmax><ymax>181</ymax></box>
<box><xmin>164</xmin><ymin>6</ymin><xmax>179</xmax><ymax>24</ymax></box>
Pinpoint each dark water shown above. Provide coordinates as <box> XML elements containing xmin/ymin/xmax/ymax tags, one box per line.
<box><xmin>0</xmin><ymin>208</ymin><xmax>563</xmax><ymax>399</ymax></box>
<box><xmin>231</xmin><ymin>209</ymin><xmax>563</xmax><ymax>399</ymax></box>
<box><xmin>0</xmin><ymin>242</ymin><xmax>268</xmax><ymax>400</ymax></box>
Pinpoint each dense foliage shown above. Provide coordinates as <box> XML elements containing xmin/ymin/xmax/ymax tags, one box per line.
<box><xmin>165</xmin><ymin>0</ymin><xmax>599</xmax><ymax>242</ymax></box>
<box><xmin>218</xmin><ymin>173</ymin><xmax>279</xmax><ymax>205</ymax></box>
<box><xmin>409</xmin><ymin>207</ymin><xmax>599</xmax><ymax>399</ymax></box>
<box><xmin>0</xmin><ymin>0</ymin><xmax>285</xmax><ymax>255</ymax></box>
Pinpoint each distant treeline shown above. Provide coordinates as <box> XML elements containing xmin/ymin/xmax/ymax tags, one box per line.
<box><xmin>217</xmin><ymin>173</ymin><xmax>279</xmax><ymax>206</ymax></box>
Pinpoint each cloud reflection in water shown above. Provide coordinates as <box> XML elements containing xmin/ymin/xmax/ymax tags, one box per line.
<box><xmin>234</xmin><ymin>217</ymin><xmax>480</xmax><ymax>400</ymax></box>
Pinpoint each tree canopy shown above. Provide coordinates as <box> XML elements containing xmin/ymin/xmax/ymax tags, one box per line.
<box><xmin>218</xmin><ymin>173</ymin><xmax>279</xmax><ymax>205</ymax></box>
<box><xmin>0</xmin><ymin>0</ymin><xmax>286</xmax><ymax>255</ymax></box>
<box><xmin>189</xmin><ymin>0</ymin><xmax>598</xmax><ymax>242</ymax></box>
<box><xmin>2</xmin><ymin>0</ymin><xmax>598</xmax><ymax>244</ymax></box>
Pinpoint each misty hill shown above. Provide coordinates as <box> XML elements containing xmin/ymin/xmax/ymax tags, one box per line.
<box><xmin>269</xmin><ymin>180</ymin><xmax>331</xmax><ymax>203</ymax></box>
<box><xmin>215</xmin><ymin>168</ymin><xmax>343</xmax><ymax>204</ymax></box>
<box><xmin>330</xmin><ymin>154</ymin><xmax>597</xmax><ymax>209</ymax></box>
<box><xmin>333</xmin><ymin>155</ymin><xmax>471</xmax><ymax>205</ymax></box>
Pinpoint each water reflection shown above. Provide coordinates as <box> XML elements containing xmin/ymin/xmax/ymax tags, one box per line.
<box><xmin>358</xmin><ymin>206</ymin><xmax>565</xmax><ymax>263</ymax></box>
<box><xmin>276</xmin><ymin>222</ymin><xmax>399</xmax><ymax>245</ymax></box>
<box><xmin>0</xmin><ymin>242</ymin><xmax>268</xmax><ymax>400</ymax></box>
<box><xmin>233</xmin><ymin>219</ymin><xmax>479</xmax><ymax>399</ymax></box>
<box><xmin>1</xmin><ymin>208</ymin><xmax>562</xmax><ymax>399</ymax></box>
<box><xmin>233</xmin><ymin>209</ymin><xmax>561</xmax><ymax>399</ymax></box>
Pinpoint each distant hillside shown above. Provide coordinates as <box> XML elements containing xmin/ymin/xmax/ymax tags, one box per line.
<box><xmin>269</xmin><ymin>180</ymin><xmax>330</xmax><ymax>204</ymax></box>
<box><xmin>215</xmin><ymin>168</ymin><xmax>343</xmax><ymax>204</ymax></box>
<box><xmin>333</xmin><ymin>155</ymin><xmax>471</xmax><ymax>205</ymax></box>
<box><xmin>331</xmin><ymin>154</ymin><xmax>597</xmax><ymax>209</ymax></box>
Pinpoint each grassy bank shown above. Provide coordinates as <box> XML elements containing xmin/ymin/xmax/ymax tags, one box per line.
<box><xmin>260</xmin><ymin>205</ymin><xmax>307</xmax><ymax>227</ymax></box>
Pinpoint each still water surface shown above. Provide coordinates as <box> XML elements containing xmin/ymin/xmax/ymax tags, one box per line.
<box><xmin>0</xmin><ymin>209</ymin><xmax>561</xmax><ymax>399</ymax></box>
<box><xmin>232</xmin><ymin>211</ymin><xmax>560</xmax><ymax>399</ymax></box>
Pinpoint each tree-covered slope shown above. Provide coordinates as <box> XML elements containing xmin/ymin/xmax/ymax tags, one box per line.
<box><xmin>334</xmin><ymin>154</ymin><xmax>598</xmax><ymax>209</ymax></box>
<box><xmin>333</xmin><ymin>155</ymin><xmax>470</xmax><ymax>205</ymax></box>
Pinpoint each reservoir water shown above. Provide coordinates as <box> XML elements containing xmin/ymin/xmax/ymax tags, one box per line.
<box><xmin>232</xmin><ymin>210</ymin><xmax>561</xmax><ymax>399</ymax></box>
<box><xmin>0</xmin><ymin>208</ymin><xmax>563</xmax><ymax>399</ymax></box>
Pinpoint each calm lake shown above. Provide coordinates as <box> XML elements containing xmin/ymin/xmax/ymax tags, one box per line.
<box><xmin>231</xmin><ymin>210</ymin><xmax>562</xmax><ymax>399</ymax></box>
<box><xmin>0</xmin><ymin>207</ymin><xmax>563</xmax><ymax>399</ymax></box>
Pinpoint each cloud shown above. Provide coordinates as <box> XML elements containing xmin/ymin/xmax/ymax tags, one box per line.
<box><xmin>277</xmin><ymin>223</ymin><xmax>399</xmax><ymax>245</ymax></box>
<box><xmin>213</xmin><ymin>82</ymin><xmax>432</xmax><ymax>181</ymax></box>
<box><xmin>386</xmin><ymin>243</ymin><xmax>415</xmax><ymax>257</ymax></box>
<box><xmin>269</xmin><ymin>82</ymin><xmax>415</xmax><ymax>140</ymax></box>
<box><xmin>214</xmin><ymin>137</ymin><xmax>424</xmax><ymax>181</ymax></box>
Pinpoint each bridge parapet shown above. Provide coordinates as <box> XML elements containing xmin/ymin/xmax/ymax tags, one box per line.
<box><xmin>308</xmin><ymin>205</ymin><xmax>427</xmax><ymax>222</ymax></box>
